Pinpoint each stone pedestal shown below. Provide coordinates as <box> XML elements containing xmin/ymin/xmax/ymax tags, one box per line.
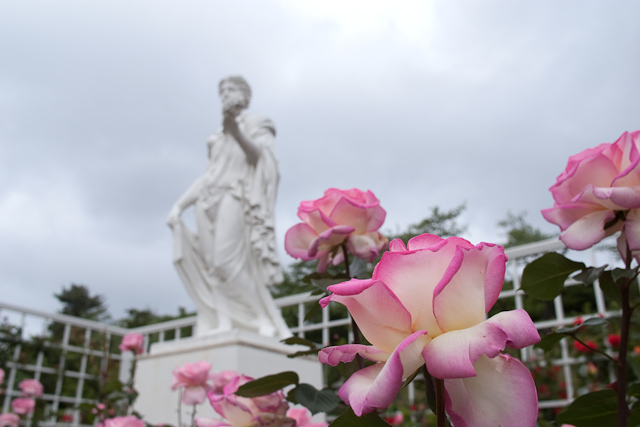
<box><xmin>133</xmin><ymin>330</ymin><xmax>323</xmax><ymax>426</ymax></box>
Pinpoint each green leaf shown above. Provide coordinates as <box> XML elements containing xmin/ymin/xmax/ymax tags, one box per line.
<box><xmin>535</xmin><ymin>332</ymin><xmax>565</xmax><ymax>351</ymax></box>
<box><xmin>235</xmin><ymin>371</ymin><xmax>299</xmax><ymax>397</ymax></box>
<box><xmin>304</xmin><ymin>300</ymin><xmax>323</xmax><ymax>322</ymax></box>
<box><xmin>599</xmin><ymin>270</ymin><xmax>621</xmax><ymax>307</ymax></box>
<box><xmin>556</xmin><ymin>317</ymin><xmax>608</xmax><ymax>334</ymax></box>
<box><xmin>349</xmin><ymin>257</ymin><xmax>367</xmax><ymax>278</ymax></box>
<box><xmin>422</xmin><ymin>367</ymin><xmax>437</xmax><ymax>415</ymax></box>
<box><xmin>612</xmin><ymin>267</ymin><xmax>636</xmax><ymax>282</ymax></box>
<box><xmin>285</xmin><ymin>387</ymin><xmax>298</xmax><ymax>404</ymax></box>
<box><xmin>328</xmin><ymin>407</ymin><xmax>391</xmax><ymax>427</ymax></box>
<box><xmin>292</xmin><ymin>383</ymin><xmax>340</xmax><ymax>414</ymax></box>
<box><xmin>556</xmin><ymin>389</ymin><xmax>617</xmax><ymax>427</ymax></box>
<box><xmin>573</xmin><ymin>265</ymin><xmax>608</xmax><ymax>286</ymax></box>
<box><xmin>281</xmin><ymin>336</ymin><xmax>317</xmax><ymax>348</ymax></box>
<box><xmin>287</xmin><ymin>348</ymin><xmax>321</xmax><ymax>359</ymax></box>
<box><xmin>628</xmin><ymin>382</ymin><xmax>640</xmax><ymax>398</ymax></box>
<box><xmin>521</xmin><ymin>253</ymin><xmax>585</xmax><ymax>300</ymax></box>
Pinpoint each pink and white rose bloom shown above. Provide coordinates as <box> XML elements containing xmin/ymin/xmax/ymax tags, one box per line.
<box><xmin>104</xmin><ymin>416</ymin><xmax>145</xmax><ymax>427</ymax></box>
<box><xmin>205</xmin><ymin>373</ymin><xmax>294</xmax><ymax>427</ymax></box>
<box><xmin>285</xmin><ymin>408</ymin><xmax>327</xmax><ymax>427</ymax></box>
<box><xmin>542</xmin><ymin>130</ymin><xmax>640</xmax><ymax>253</ymax></box>
<box><xmin>319</xmin><ymin>234</ymin><xmax>540</xmax><ymax>426</ymax></box>
<box><xmin>118</xmin><ymin>333</ymin><xmax>145</xmax><ymax>355</ymax></box>
<box><xmin>18</xmin><ymin>379</ymin><xmax>43</xmax><ymax>398</ymax></box>
<box><xmin>172</xmin><ymin>361</ymin><xmax>213</xmax><ymax>405</ymax></box>
<box><xmin>285</xmin><ymin>188</ymin><xmax>388</xmax><ymax>272</ymax></box>
<box><xmin>0</xmin><ymin>413</ymin><xmax>19</xmax><ymax>427</ymax></box>
<box><xmin>11</xmin><ymin>398</ymin><xmax>35</xmax><ymax>415</ymax></box>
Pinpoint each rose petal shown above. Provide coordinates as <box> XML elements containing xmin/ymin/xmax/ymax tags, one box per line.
<box><xmin>319</xmin><ymin>344</ymin><xmax>391</xmax><ymax>366</ymax></box>
<box><xmin>432</xmin><ymin>243</ymin><xmax>506</xmax><ymax>332</ymax></box>
<box><xmin>444</xmin><ymin>354</ymin><xmax>538</xmax><ymax>427</ymax></box>
<box><xmin>284</xmin><ymin>223</ymin><xmax>319</xmax><ymax>260</ymax></box>
<box><xmin>209</xmin><ymin>394</ymin><xmax>254</xmax><ymax>427</ymax></box>
<box><xmin>423</xmin><ymin>310</ymin><xmax>539</xmax><ymax>379</ymax></box>
<box><xmin>558</xmin><ymin>209</ymin><xmax>618</xmax><ymax>250</ymax></box>
<box><xmin>550</xmin><ymin>152</ymin><xmax>619</xmax><ymax>204</ymax></box>
<box><xmin>182</xmin><ymin>386</ymin><xmax>207</xmax><ymax>405</ymax></box>
<box><xmin>338</xmin><ymin>331</ymin><xmax>429</xmax><ymax>416</ymax></box>
<box><xmin>374</xmin><ymin>238</ymin><xmax>474</xmax><ymax>335</ymax></box>
<box><xmin>323</xmin><ymin>279</ymin><xmax>413</xmax><ymax>352</ymax></box>
<box><xmin>330</xmin><ymin>196</ymin><xmax>384</xmax><ymax>234</ymax></box>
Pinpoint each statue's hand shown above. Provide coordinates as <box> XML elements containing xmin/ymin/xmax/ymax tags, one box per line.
<box><xmin>222</xmin><ymin>111</ymin><xmax>240</xmax><ymax>137</ymax></box>
<box><xmin>167</xmin><ymin>205</ymin><xmax>182</xmax><ymax>226</ymax></box>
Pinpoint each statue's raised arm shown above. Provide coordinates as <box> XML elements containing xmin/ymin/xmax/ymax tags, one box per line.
<box><xmin>168</xmin><ymin>75</ymin><xmax>289</xmax><ymax>338</ymax></box>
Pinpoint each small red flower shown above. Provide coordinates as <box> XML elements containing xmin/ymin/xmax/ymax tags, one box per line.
<box><xmin>607</xmin><ymin>333</ymin><xmax>621</xmax><ymax>347</ymax></box>
<box><xmin>573</xmin><ymin>340</ymin><xmax>598</xmax><ymax>353</ymax></box>
<box><xmin>572</xmin><ymin>316</ymin><xmax>583</xmax><ymax>326</ymax></box>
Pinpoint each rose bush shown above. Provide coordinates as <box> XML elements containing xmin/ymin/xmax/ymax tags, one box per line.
<box><xmin>285</xmin><ymin>188</ymin><xmax>387</xmax><ymax>272</ymax></box>
<box><xmin>18</xmin><ymin>379</ymin><xmax>43</xmax><ymax>398</ymax></box>
<box><xmin>542</xmin><ymin>130</ymin><xmax>640</xmax><ymax>253</ymax></box>
<box><xmin>172</xmin><ymin>361</ymin><xmax>214</xmax><ymax>405</ymax></box>
<box><xmin>319</xmin><ymin>234</ymin><xmax>540</xmax><ymax>426</ymax></box>
<box><xmin>119</xmin><ymin>333</ymin><xmax>145</xmax><ymax>355</ymax></box>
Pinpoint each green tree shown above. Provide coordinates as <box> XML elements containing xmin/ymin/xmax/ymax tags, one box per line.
<box><xmin>497</xmin><ymin>211</ymin><xmax>553</xmax><ymax>248</ymax></box>
<box><xmin>54</xmin><ymin>284</ymin><xmax>110</xmax><ymax>321</ymax></box>
<box><xmin>389</xmin><ymin>204</ymin><xmax>467</xmax><ymax>244</ymax></box>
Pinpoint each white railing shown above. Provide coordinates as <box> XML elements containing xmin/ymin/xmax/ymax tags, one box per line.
<box><xmin>0</xmin><ymin>236</ymin><xmax>629</xmax><ymax>425</ymax></box>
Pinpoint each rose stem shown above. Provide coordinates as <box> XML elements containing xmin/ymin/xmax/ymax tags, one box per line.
<box><xmin>435</xmin><ymin>377</ymin><xmax>445</xmax><ymax>427</ymax></box>
<box><xmin>341</xmin><ymin>244</ymin><xmax>364</xmax><ymax>370</ymax></box>
<box><xmin>177</xmin><ymin>390</ymin><xmax>183</xmax><ymax>427</ymax></box>
<box><xmin>616</xmin><ymin>239</ymin><xmax>634</xmax><ymax>427</ymax></box>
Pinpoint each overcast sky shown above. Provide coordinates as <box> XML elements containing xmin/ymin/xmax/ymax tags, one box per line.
<box><xmin>1</xmin><ymin>0</ymin><xmax>639</xmax><ymax>321</ymax></box>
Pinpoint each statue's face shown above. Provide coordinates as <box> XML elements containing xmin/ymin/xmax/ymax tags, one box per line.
<box><xmin>219</xmin><ymin>81</ymin><xmax>246</xmax><ymax>113</ymax></box>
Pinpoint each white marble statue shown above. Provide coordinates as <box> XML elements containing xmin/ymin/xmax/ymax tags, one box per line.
<box><xmin>167</xmin><ymin>76</ymin><xmax>290</xmax><ymax>338</ymax></box>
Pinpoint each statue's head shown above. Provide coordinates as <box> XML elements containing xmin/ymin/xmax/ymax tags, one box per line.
<box><xmin>219</xmin><ymin>75</ymin><xmax>251</xmax><ymax>113</ymax></box>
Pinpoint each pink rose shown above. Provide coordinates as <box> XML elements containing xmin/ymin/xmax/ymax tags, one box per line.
<box><xmin>206</xmin><ymin>374</ymin><xmax>294</xmax><ymax>427</ymax></box>
<box><xmin>285</xmin><ymin>408</ymin><xmax>328</xmax><ymax>427</ymax></box>
<box><xmin>0</xmin><ymin>413</ymin><xmax>19</xmax><ymax>427</ymax></box>
<box><xmin>285</xmin><ymin>188</ymin><xmax>388</xmax><ymax>272</ymax></box>
<box><xmin>210</xmin><ymin>370</ymin><xmax>238</xmax><ymax>395</ymax></box>
<box><xmin>104</xmin><ymin>416</ymin><xmax>145</xmax><ymax>427</ymax></box>
<box><xmin>18</xmin><ymin>379</ymin><xmax>43</xmax><ymax>398</ymax></box>
<box><xmin>171</xmin><ymin>361</ymin><xmax>213</xmax><ymax>405</ymax></box>
<box><xmin>11</xmin><ymin>398</ymin><xmax>35</xmax><ymax>415</ymax></box>
<box><xmin>318</xmin><ymin>234</ymin><xmax>540</xmax><ymax>426</ymax></box>
<box><xmin>118</xmin><ymin>333</ymin><xmax>144</xmax><ymax>355</ymax></box>
<box><xmin>542</xmin><ymin>130</ymin><xmax>640</xmax><ymax>253</ymax></box>
<box><xmin>0</xmin><ymin>368</ymin><xmax>4</xmax><ymax>385</ymax></box>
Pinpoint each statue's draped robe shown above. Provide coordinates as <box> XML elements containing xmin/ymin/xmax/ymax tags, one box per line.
<box><xmin>170</xmin><ymin>112</ymin><xmax>289</xmax><ymax>337</ymax></box>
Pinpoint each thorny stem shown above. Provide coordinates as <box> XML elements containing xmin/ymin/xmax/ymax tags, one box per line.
<box><xmin>616</xmin><ymin>240</ymin><xmax>633</xmax><ymax>427</ymax></box>
<box><xmin>341</xmin><ymin>244</ymin><xmax>364</xmax><ymax>370</ymax></box>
